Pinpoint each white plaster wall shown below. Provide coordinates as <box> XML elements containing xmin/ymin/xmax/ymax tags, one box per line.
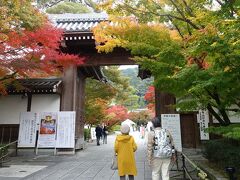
<box><xmin>0</xmin><ymin>95</ymin><xmax>28</xmax><ymax>124</ymax></box>
<box><xmin>31</xmin><ymin>94</ymin><xmax>60</xmax><ymax>112</ymax></box>
<box><xmin>213</xmin><ymin>106</ymin><xmax>240</xmax><ymax>123</ymax></box>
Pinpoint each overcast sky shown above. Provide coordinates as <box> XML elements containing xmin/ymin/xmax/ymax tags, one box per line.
<box><xmin>118</xmin><ymin>65</ymin><xmax>138</xmax><ymax>70</ymax></box>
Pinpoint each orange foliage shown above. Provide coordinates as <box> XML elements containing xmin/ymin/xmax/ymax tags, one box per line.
<box><xmin>105</xmin><ymin>105</ymin><xmax>129</xmax><ymax>126</ymax></box>
<box><xmin>0</xmin><ymin>22</ymin><xmax>84</xmax><ymax>94</ymax></box>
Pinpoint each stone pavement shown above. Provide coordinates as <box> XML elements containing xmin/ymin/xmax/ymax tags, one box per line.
<box><xmin>0</xmin><ymin>132</ymin><xmax>195</xmax><ymax>180</ymax></box>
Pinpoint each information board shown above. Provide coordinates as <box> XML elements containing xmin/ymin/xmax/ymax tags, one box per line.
<box><xmin>197</xmin><ymin>110</ymin><xmax>209</xmax><ymax>140</ymax></box>
<box><xmin>161</xmin><ymin>114</ymin><xmax>182</xmax><ymax>152</ymax></box>
<box><xmin>18</xmin><ymin>112</ymin><xmax>38</xmax><ymax>147</ymax></box>
<box><xmin>37</xmin><ymin>112</ymin><xmax>57</xmax><ymax>148</ymax></box>
<box><xmin>91</xmin><ymin>127</ymin><xmax>96</xmax><ymax>140</ymax></box>
<box><xmin>56</xmin><ymin>111</ymin><xmax>75</xmax><ymax>148</ymax></box>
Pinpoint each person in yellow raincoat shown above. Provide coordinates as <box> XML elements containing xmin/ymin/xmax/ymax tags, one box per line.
<box><xmin>114</xmin><ymin>124</ymin><xmax>137</xmax><ymax>180</ymax></box>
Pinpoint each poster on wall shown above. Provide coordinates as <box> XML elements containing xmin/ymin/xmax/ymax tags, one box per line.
<box><xmin>161</xmin><ymin>114</ymin><xmax>182</xmax><ymax>152</ymax></box>
<box><xmin>37</xmin><ymin>112</ymin><xmax>57</xmax><ymax>148</ymax></box>
<box><xmin>18</xmin><ymin>112</ymin><xmax>38</xmax><ymax>147</ymax></box>
<box><xmin>56</xmin><ymin>111</ymin><xmax>75</xmax><ymax>148</ymax></box>
<box><xmin>197</xmin><ymin>110</ymin><xmax>209</xmax><ymax>140</ymax></box>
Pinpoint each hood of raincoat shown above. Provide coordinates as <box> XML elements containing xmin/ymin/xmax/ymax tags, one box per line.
<box><xmin>116</xmin><ymin>135</ymin><xmax>132</xmax><ymax>142</ymax></box>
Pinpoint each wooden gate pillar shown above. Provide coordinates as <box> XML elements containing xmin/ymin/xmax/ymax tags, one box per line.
<box><xmin>155</xmin><ymin>88</ymin><xmax>176</xmax><ymax>117</ymax></box>
<box><xmin>61</xmin><ymin>66</ymin><xmax>86</xmax><ymax>149</ymax></box>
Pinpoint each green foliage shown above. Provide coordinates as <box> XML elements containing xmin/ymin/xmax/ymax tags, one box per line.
<box><xmin>203</xmin><ymin>139</ymin><xmax>240</xmax><ymax>176</ymax></box>
<box><xmin>46</xmin><ymin>2</ymin><xmax>90</xmax><ymax>14</ymax></box>
<box><xmin>120</xmin><ymin>67</ymin><xmax>153</xmax><ymax>108</ymax></box>
<box><xmin>0</xmin><ymin>0</ymin><xmax>46</xmax><ymax>32</ymax></box>
<box><xmin>102</xmin><ymin>66</ymin><xmax>131</xmax><ymax>103</ymax></box>
<box><xmin>84</xmin><ymin>128</ymin><xmax>91</xmax><ymax>141</ymax></box>
<box><xmin>84</xmin><ymin>66</ymin><xmax>132</xmax><ymax>125</ymax></box>
<box><xmin>111</xmin><ymin>124</ymin><xmax>121</xmax><ymax>131</ymax></box>
<box><xmin>94</xmin><ymin>0</ymin><xmax>240</xmax><ymax>126</ymax></box>
<box><xmin>207</xmin><ymin>124</ymin><xmax>240</xmax><ymax>140</ymax></box>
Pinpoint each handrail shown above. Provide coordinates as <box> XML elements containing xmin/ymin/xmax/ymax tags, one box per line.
<box><xmin>0</xmin><ymin>140</ymin><xmax>17</xmax><ymax>151</ymax></box>
<box><xmin>181</xmin><ymin>152</ymin><xmax>209</xmax><ymax>180</ymax></box>
<box><xmin>0</xmin><ymin>140</ymin><xmax>18</xmax><ymax>167</ymax></box>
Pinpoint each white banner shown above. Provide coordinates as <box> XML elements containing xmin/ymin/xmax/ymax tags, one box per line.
<box><xmin>197</xmin><ymin>110</ymin><xmax>209</xmax><ymax>140</ymax></box>
<box><xmin>18</xmin><ymin>112</ymin><xmax>38</xmax><ymax>147</ymax></box>
<box><xmin>56</xmin><ymin>112</ymin><xmax>75</xmax><ymax>148</ymax></box>
<box><xmin>37</xmin><ymin>112</ymin><xmax>57</xmax><ymax>148</ymax></box>
<box><xmin>91</xmin><ymin>127</ymin><xmax>96</xmax><ymax>140</ymax></box>
<box><xmin>161</xmin><ymin>114</ymin><xmax>182</xmax><ymax>152</ymax></box>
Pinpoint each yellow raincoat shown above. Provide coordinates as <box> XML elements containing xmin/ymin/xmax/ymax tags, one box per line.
<box><xmin>114</xmin><ymin>134</ymin><xmax>137</xmax><ymax>176</ymax></box>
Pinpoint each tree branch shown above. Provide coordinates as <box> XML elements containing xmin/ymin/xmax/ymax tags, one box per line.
<box><xmin>0</xmin><ymin>72</ymin><xmax>17</xmax><ymax>82</ymax></box>
<box><xmin>206</xmin><ymin>88</ymin><xmax>231</xmax><ymax>125</ymax></box>
<box><xmin>169</xmin><ymin>0</ymin><xmax>200</xmax><ymax>29</ymax></box>
<box><xmin>181</xmin><ymin>0</ymin><xmax>195</xmax><ymax>17</ymax></box>
<box><xmin>123</xmin><ymin>2</ymin><xmax>200</xmax><ymax>30</ymax></box>
<box><xmin>207</xmin><ymin>104</ymin><xmax>226</xmax><ymax>125</ymax></box>
<box><xmin>167</xmin><ymin>16</ymin><xmax>184</xmax><ymax>38</ymax></box>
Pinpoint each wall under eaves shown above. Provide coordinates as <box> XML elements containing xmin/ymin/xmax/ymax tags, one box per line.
<box><xmin>0</xmin><ymin>94</ymin><xmax>60</xmax><ymax>124</ymax></box>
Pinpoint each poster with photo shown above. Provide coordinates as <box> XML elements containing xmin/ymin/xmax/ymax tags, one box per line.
<box><xmin>18</xmin><ymin>112</ymin><xmax>38</xmax><ymax>147</ymax></box>
<box><xmin>37</xmin><ymin>112</ymin><xmax>57</xmax><ymax>148</ymax></box>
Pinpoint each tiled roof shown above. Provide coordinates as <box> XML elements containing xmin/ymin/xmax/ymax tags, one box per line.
<box><xmin>8</xmin><ymin>78</ymin><xmax>62</xmax><ymax>94</ymax></box>
<box><xmin>48</xmin><ymin>12</ymin><xmax>108</xmax><ymax>32</ymax></box>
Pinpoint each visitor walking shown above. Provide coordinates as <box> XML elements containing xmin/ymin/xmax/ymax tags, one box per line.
<box><xmin>102</xmin><ymin>125</ymin><xmax>108</xmax><ymax>144</ymax></box>
<box><xmin>114</xmin><ymin>124</ymin><xmax>137</xmax><ymax>180</ymax></box>
<box><xmin>95</xmin><ymin>124</ymin><xmax>102</xmax><ymax>146</ymax></box>
<box><xmin>147</xmin><ymin>117</ymin><xmax>176</xmax><ymax>180</ymax></box>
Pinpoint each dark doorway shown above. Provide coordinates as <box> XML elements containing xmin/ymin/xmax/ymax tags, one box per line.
<box><xmin>180</xmin><ymin>113</ymin><xmax>199</xmax><ymax>148</ymax></box>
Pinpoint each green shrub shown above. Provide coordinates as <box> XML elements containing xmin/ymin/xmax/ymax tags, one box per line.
<box><xmin>111</xmin><ymin>124</ymin><xmax>121</xmax><ymax>131</ymax></box>
<box><xmin>84</xmin><ymin>128</ymin><xmax>91</xmax><ymax>141</ymax></box>
<box><xmin>207</xmin><ymin>124</ymin><xmax>240</xmax><ymax>140</ymax></box>
<box><xmin>203</xmin><ymin>139</ymin><xmax>240</xmax><ymax>176</ymax></box>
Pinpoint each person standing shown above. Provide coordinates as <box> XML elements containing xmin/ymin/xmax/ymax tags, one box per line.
<box><xmin>147</xmin><ymin>118</ymin><xmax>176</xmax><ymax>180</ymax></box>
<box><xmin>114</xmin><ymin>124</ymin><xmax>137</xmax><ymax>180</ymax></box>
<box><xmin>102</xmin><ymin>125</ymin><xmax>108</xmax><ymax>144</ymax></box>
<box><xmin>95</xmin><ymin>124</ymin><xmax>102</xmax><ymax>146</ymax></box>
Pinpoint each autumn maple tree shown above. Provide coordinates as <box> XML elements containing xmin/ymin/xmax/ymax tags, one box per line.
<box><xmin>144</xmin><ymin>86</ymin><xmax>155</xmax><ymax>113</ymax></box>
<box><xmin>128</xmin><ymin>110</ymin><xmax>154</xmax><ymax>125</ymax></box>
<box><xmin>105</xmin><ymin>105</ymin><xmax>129</xmax><ymax>127</ymax></box>
<box><xmin>0</xmin><ymin>0</ymin><xmax>83</xmax><ymax>94</ymax></box>
<box><xmin>93</xmin><ymin>0</ymin><xmax>240</xmax><ymax>126</ymax></box>
<box><xmin>84</xmin><ymin>66</ymin><xmax>132</xmax><ymax>126</ymax></box>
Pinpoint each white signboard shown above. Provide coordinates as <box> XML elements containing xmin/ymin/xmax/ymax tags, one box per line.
<box><xmin>56</xmin><ymin>112</ymin><xmax>76</xmax><ymax>148</ymax></box>
<box><xmin>37</xmin><ymin>112</ymin><xmax>57</xmax><ymax>148</ymax></box>
<box><xmin>18</xmin><ymin>112</ymin><xmax>38</xmax><ymax>147</ymax></box>
<box><xmin>91</xmin><ymin>127</ymin><xmax>96</xmax><ymax>140</ymax></box>
<box><xmin>197</xmin><ymin>110</ymin><xmax>209</xmax><ymax>140</ymax></box>
<box><xmin>161</xmin><ymin>114</ymin><xmax>182</xmax><ymax>152</ymax></box>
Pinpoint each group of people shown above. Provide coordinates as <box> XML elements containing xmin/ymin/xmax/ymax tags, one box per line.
<box><xmin>114</xmin><ymin>117</ymin><xmax>176</xmax><ymax>180</ymax></box>
<box><xmin>95</xmin><ymin>124</ymin><xmax>108</xmax><ymax>146</ymax></box>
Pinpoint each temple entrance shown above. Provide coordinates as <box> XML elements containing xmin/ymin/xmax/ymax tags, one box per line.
<box><xmin>52</xmin><ymin>13</ymin><xmax>199</xmax><ymax>149</ymax></box>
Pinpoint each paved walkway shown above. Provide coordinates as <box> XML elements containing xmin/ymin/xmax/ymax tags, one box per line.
<box><xmin>0</xmin><ymin>132</ymin><xmax>190</xmax><ymax>180</ymax></box>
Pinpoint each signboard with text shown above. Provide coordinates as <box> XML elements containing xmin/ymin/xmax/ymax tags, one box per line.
<box><xmin>91</xmin><ymin>127</ymin><xmax>96</xmax><ymax>140</ymax></box>
<box><xmin>161</xmin><ymin>114</ymin><xmax>182</xmax><ymax>152</ymax></box>
<box><xmin>18</xmin><ymin>112</ymin><xmax>38</xmax><ymax>147</ymax></box>
<box><xmin>197</xmin><ymin>110</ymin><xmax>209</xmax><ymax>140</ymax></box>
<box><xmin>56</xmin><ymin>112</ymin><xmax>75</xmax><ymax>148</ymax></box>
<box><xmin>18</xmin><ymin>111</ymin><xmax>76</xmax><ymax>149</ymax></box>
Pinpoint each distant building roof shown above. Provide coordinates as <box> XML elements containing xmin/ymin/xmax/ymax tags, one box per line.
<box><xmin>48</xmin><ymin>12</ymin><xmax>108</xmax><ymax>32</ymax></box>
